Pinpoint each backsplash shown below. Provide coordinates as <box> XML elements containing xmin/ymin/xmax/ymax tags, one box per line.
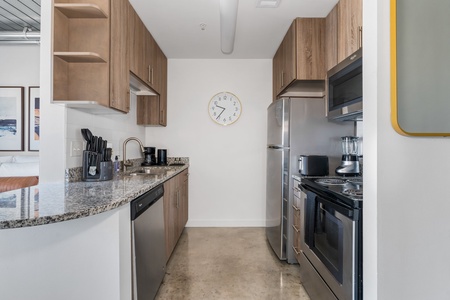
<box><xmin>66</xmin><ymin>157</ymin><xmax>189</xmax><ymax>182</ymax></box>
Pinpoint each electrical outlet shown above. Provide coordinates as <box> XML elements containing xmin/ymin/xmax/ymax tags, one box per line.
<box><xmin>70</xmin><ymin>141</ymin><xmax>83</xmax><ymax>157</ymax></box>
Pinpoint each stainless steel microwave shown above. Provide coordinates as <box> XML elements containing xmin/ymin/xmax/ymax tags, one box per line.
<box><xmin>327</xmin><ymin>48</ymin><xmax>362</xmax><ymax>121</ymax></box>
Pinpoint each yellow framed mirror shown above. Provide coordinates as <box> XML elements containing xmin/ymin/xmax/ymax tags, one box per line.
<box><xmin>391</xmin><ymin>0</ymin><xmax>450</xmax><ymax>136</ymax></box>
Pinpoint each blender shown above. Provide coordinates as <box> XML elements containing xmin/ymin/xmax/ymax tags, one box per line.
<box><xmin>335</xmin><ymin>136</ymin><xmax>360</xmax><ymax>176</ymax></box>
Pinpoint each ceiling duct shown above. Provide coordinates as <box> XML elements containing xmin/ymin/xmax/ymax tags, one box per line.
<box><xmin>0</xmin><ymin>28</ymin><xmax>40</xmax><ymax>44</ymax></box>
<box><xmin>0</xmin><ymin>0</ymin><xmax>41</xmax><ymax>44</ymax></box>
<box><xmin>219</xmin><ymin>0</ymin><xmax>239</xmax><ymax>54</ymax></box>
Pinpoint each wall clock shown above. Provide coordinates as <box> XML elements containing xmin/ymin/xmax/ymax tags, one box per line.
<box><xmin>208</xmin><ymin>92</ymin><xmax>242</xmax><ymax>126</ymax></box>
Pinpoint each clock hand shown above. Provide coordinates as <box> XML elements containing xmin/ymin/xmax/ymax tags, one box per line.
<box><xmin>216</xmin><ymin>105</ymin><xmax>225</xmax><ymax>110</ymax></box>
<box><xmin>216</xmin><ymin>109</ymin><xmax>225</xmax><ymax>120</ymax></box>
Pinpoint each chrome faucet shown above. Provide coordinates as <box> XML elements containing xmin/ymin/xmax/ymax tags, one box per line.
<box><xmin>122</xmin><ymin>137</ymin><xmax>145</xmax><ymax>172</ymax></box>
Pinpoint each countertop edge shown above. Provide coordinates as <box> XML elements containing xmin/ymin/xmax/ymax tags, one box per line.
<box><xmin>0</xmin><ymin>165</ymin><xmax>189</xmax><ymax>230</ymax></box>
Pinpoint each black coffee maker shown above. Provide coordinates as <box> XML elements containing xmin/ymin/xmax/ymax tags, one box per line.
<box><xmin>142</xmin><ymin>147</ymin><xmax>156</xmax><ymax>166</ymax></box>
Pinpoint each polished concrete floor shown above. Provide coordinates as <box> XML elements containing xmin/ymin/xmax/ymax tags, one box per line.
<box><xmin>155</xmin><ymin>227</ymin><xmax>311</xmax><ymax>300</ymax></box>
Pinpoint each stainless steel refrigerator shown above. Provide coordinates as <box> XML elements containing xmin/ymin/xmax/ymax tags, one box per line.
<box><xmin>266</xmin><ymin>97</ymin><xmax>354</xmax><ymax>263</ymax></box>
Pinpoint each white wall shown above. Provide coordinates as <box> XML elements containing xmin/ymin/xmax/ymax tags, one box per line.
<box><xmin>0</xmin><ymin>204</ymin><xmax>132</xmax><ymax>300</ymax></box>
<box><xmin>364</xmin><ymin>0</ymin><xmax>450</xmax><ymax>299</ymax></box>
<box><xmin>0</xmin><ymin>45</ymin><xmax>40</xmax><ymax>156</ymax></box>
<box><xmin>146</xmin><ymin>59</ymin><xmax>272</xmax><ymax>226</ymax></box>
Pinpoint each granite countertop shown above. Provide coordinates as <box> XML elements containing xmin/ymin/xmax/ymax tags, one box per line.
<box><xmin>0</xmin><ymin>164</ymin><xmax>189</xmax><ymax>229</ymax></box>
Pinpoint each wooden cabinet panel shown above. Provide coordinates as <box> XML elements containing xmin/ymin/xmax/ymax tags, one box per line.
<box><xmin>136</xmin><ymin>48</ymin><xmax>167</xmax><ymax>127</ymax></box>
<box><xmin>136</xmin><ymin>95</ymin><xmax>161</xmax><ymax>125</ymax></box>
<box><xmin>164</xmin><ymin>177</ymin><xmax>177</xmax><ymax>261</ymax></box>
<box><xmin>52</xmin><ymin>0</ymin><xmax>129</xmax><ymax>113</ymax></box>
<box><xmin>296</xmin><ymin>18</ymin><xmax>326</xmax><ymax>80</ymax></box>
<box><xmin>128</xmin><ymin>4</ymin><xmax>145</xmax><ymax>79</ymax></box>
<box><xmin>110</xmin><ymin>0</ymin><xmax>130</xmax><ymax>112</ymax></box>
<box><xmin>128</xmin><ymin>2</ymin><xmax>168</xmax><ymax>125</ymax></box>
<box><xmin>272</xmin><ymin>46</ymin><xmax>282</xmax><ymax>100</ymax></box>
<box><xmin>337</xmin><ymin>0</ymin><xmax>362</xmax><ymax>63</ymax></box>
<box><xmin>282</xmin><ymin>21</ymin><xmax>297</xmax><ymax>90</ymax></box>
<box><xmin>292</xmin><ymin>180</ymin><xmax>302</xmax><ymax>263</ymax></box>
<box><xmin>164</xmin><ymin>169</ymin><xmax>189</xmax><ymax>262</ymax></box>
<box><xmin>325</xmin><ymin>4</ymin><xmax>339</xmax><ymax>71</ymax></box>
<box><xmin>272</xmin><ymin>18</ymin><xmax>326</xmax><ymax>100</ymax></box>
<box><xmin>158</xmin><ymin>47</ymin><xmax>168</xmax><ymax>126</ymax></box>
<box><xmin>177</xmin><ymin>170</ymin><xmax>189</xmax><ymax>235</ymax></box>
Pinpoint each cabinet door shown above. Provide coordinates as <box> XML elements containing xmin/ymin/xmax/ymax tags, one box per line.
<box><xmin>338</xmin><ymin>0</ymin><xmax>362</xmax><ymax>63</ymax></box>
<box><xmin>163</xmin><ymin>178</ymin><xmax>177</xmax><ymax>261</ymax></box>
<box><xmin>296</xmin><ymin>18</ymin><xmax>326</xmax><ymax>80</ymax></box>
<box><xmin>325</xmin><ymin>4</ymin><xmax>339</xmax><ymax>71</ymax></box>
<box><xmin>272</xmin><ymin>46</ymin><xmax>282</xmax><ymax>100</ymax></box>
<box><xmin>158</xmin><ymin>48</ymin><xmax>168</xmax><ymax>126</ymax></box>
<box><xmin>177</xmin><ymin>170</ymin><xmax>189</xmax><ymax>236</ymax></box>
<box><xmin>282</xmin><ymin>21</ymin><xmax>296</xmax><ymax>90</ymax></box>
<box><xmin>110</xmin><ymin>0</ymin><xmax>130</xmax><ymax>112</ymax></box>
<box><xmin>144</xmin><ymin>30</ymin><xmax>158</xmax><ymax>90</ymax></box>
<box><xmin>128</xmin><ymin>4</ymin><xmax>145</xmax><ymax>80</ymax></box>
<box><xmin>136</xmin><ymin>47</ymin><xmax>167</xmax><ymax>127</ymax></box>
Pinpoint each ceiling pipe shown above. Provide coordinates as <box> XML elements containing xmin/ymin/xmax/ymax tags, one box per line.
<box><xmin>0</xmin><ymin>28</ymin><xmax>40</xmax><ymax>44</ymax></box>
<box><xmin>219</xmin><ymin>0</ymin><xmax>239</xmax><ymax>54</ymax></box>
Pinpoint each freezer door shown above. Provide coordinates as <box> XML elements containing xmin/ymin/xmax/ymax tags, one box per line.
<box><xmin>266</xmin><ymin>146</ymin><xmax>289</xmax><ymax>260</ymax></box>
<box><xmin>267</xmin><ymin>98</ymin><xmax>290</xmax><ymax>147</ymax></box>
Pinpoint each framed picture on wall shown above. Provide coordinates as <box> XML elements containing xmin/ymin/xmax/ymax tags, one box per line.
<box><xmin>0</xmin><ymin>87</ymin><xmax>24</xmax><ymax>151</ymax></box>
<box><xmin>28</xmin><ymin>87</ymin><xmax>40</xmax><ymax>151</ymax></box>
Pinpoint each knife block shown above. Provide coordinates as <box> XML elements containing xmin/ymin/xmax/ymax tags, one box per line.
<box><xmin>82</xmin><ymin>151</ymin><xmax>113</xmax><ymax>182</ymax></box>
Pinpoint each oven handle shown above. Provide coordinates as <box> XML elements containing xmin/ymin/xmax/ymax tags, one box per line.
<box><xmin>316</xmin><ymin>194</ymin><xmax>354</xmax><ymax>219</ymax></box>
<box><xmin>302</xmin><ymin>184</ymin><xmax>355</xmax><ymax>219</ymax></box>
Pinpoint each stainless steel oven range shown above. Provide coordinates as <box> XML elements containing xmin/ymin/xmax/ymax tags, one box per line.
<box><xmin>298</xmin><ymin>177</ymin><xmax>362</xmax><ymax>300</ymax></box>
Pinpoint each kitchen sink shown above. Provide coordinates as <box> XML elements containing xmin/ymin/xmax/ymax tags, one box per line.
<box><xmin>128</xmin><ymin>168</ymin><xmax>167</xmax><ymax>176</ymax></box>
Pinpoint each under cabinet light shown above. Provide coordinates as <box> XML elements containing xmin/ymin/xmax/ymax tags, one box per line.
<box><xmin>220</xmin><ymin>0</ymin><xmax>239</xmax><ymax>54</ymax></box>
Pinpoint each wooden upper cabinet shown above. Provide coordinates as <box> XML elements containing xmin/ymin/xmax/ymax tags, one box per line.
<box><xmin>272</xmin><ymin>18</ymin><xmax>326</xmax><ymax>99</ymax></box>
<box><xmin>130</xmin><ymin>2</ymin><xmax>168</xmax><ymax>126</ymax></box>
<box><xmin>128</xmin><ymin>4</ymin><xmax>145</xmax><ymax>80</ymax></box>
<box><xmin>295</xmin><ymin>18</ymin><xmax>326</xmax><ymax>80</ymax></box>
<box><xmin>52</xmin><ymin>0</ymin><xmax>130</xmax><ymax>113</ymax></box>
<box><xmin>337</xmin><ymin>0</ymin><xmax>362</xmax><ymax>63</ymax></box>
<box><xmin>325</xmin><ymin>4</ymin><xmax>339</xmax><ymax>71</ymax></box>
<box><xmin>158</xmin><ymin>47</ymin><xmax>168</xmax><ymax>126</ymax></box>
<box><xmin>110</xmin><ymin>0</ymin><xmax>130</xmax><ymax>112</ymax></box>
<box><xmin>144</xmin><ymin>30</ymin><xmax>159</xmax><ymax>90</ymax></box>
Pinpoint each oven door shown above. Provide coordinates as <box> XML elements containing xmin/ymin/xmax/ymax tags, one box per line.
<box><xmin>303</xmin><ymin>188</ymin><xmax>358</xmax><ymax>300</ymax></box>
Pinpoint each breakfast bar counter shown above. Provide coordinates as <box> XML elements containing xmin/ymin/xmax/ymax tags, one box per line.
<box><xmin>0</xmin><ymin>163</ymin><xmax>189</xmax><ymax>300</ymax></box>
<box><xmin>0</xmin><ymin>164</ymin><xmax>188</xmax><ymax>229</ymax></box>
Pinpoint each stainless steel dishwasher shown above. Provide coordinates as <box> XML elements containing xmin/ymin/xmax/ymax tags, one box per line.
<box><xmin>131</xmin><ymin>184</ymin><xmax>166</xmax><ymax>300</ymax></box>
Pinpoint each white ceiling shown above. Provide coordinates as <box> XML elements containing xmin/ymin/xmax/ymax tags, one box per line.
<box><xmin>129</xmin><ymin>0</ymin><xmax>338</xmax><ymax>59</ymax></box>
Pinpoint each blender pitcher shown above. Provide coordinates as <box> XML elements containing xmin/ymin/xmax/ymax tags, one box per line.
<box><xmin>336</xmin><ymin>136</ymin><xmax>360</xmax><ymax>176</ymax></box>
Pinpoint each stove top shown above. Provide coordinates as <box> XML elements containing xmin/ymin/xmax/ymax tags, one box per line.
<box><xmin>301</xmin><ymin>176</ymin><xmax>363</xmax><ymax>208</ymax></box>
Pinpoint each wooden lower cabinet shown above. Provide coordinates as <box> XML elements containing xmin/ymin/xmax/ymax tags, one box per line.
<box><xmin>292</xmin><ymin>179</ymin><xmax>302</xmax><ymax>262</ymax></box>
<box><xmin>164</xmin><ymin>169</ymin><xmax>189</xmax><ymax>261</ymax></box>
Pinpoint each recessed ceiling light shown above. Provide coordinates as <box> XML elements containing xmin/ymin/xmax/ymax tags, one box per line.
<box><xmin>256</xmin><ymin>0</ymin><xmax>280</xmax><ymax>8</ymax></box>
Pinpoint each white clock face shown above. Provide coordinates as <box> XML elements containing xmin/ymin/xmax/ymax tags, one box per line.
<box><xmin>208</xmin><ymin>92</ymin><xmax>242</xmax><ymax>126</ymax></box>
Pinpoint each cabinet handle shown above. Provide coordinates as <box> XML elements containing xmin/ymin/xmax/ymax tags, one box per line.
<box><xmin>151</xmin><ymin>67</ymin><xmax>154</xmax><ymax>84</ymax></box>
<box><xmin>292</xmin><ymin>205</ymin><xmax>300</xmax><ymax>212</ymax></box>
<box><xmin>281</xmin><ymin>71</ymin><xmax>284</xmax><ymax>87</ymax></box>
<box><xmin>176</xmin><ymin>190</ymin><xmax>180</xmax><ymax>208</ymax></box>
<box><xmin>292</xmin><ymin>224</ymin><xmax>300</xmax><ymax>233</ymax></box>
<box><xmin>292</xmin><ymin>246</ymin><xmax>301</xmax><ymax>255</ymax></box>
<box><xmin>358</xmin><ymin>26</ymin><xmax>363</xmax><ymax>49</ymax></box>
<box><xmin>148</xmin><ymin>66</ymin><xmax>153</xmax><ymax>84</ymax></box>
